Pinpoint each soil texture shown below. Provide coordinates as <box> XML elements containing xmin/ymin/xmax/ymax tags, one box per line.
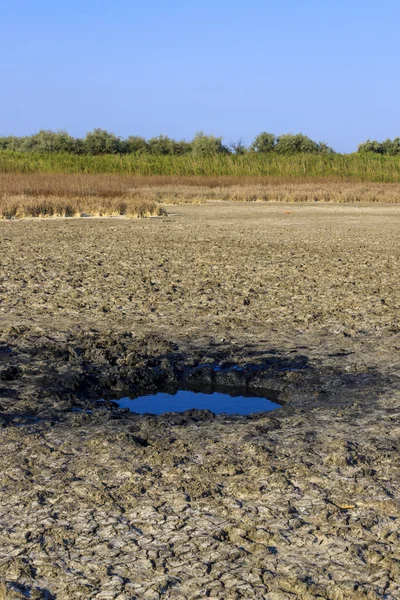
<box><xmin>0</xmin><ymin>203</ymin><xmax>399</xmax><ymax>599</ymax></box>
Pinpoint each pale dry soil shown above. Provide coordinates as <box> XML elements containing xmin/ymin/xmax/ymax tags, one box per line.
<box><xmin>0</xmin><ymin>203</ymin><xmax>399</xmax><ymax>599</ymax></box>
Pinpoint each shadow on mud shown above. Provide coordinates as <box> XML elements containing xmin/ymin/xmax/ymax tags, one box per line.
<box><xmin>0</xmin><ymin>329</ymin><xmax>389</xmax><ymax>425</ymax></box>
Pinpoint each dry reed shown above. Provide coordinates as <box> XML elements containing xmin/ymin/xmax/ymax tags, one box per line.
<box><xmin>137</xmin><ymin>182</ymin><xmax>400</xmax><ymax>204</ymax></box>
<box><xmin>0</xmin><ymin>190</ymin><xmax>164</xmax><ymax>220</ymax></box>
<box><xmin>1</xmin><ymin>174</ymin><xmax>399</xmax><ymax>218</ymax></box>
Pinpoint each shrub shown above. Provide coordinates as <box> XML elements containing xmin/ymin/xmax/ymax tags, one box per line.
<box><xmin>19</xmin><ymin>130</ymin><xmax>78</xmax><ymax>153</ymax></box>
<box><xmin>123</xmin><ymin>136</ymin><xmax>149</xmax><ymax>154</ymax></box>
<box><xmin>0</xmin><ymin>136</ymin><xmax>23</xmax><ymax>151</ymax></box>
<box><xmin>381</xmin><ymin>138</ymin><xmax>400</xmax><ymax>155</ymax></box>
<box><xmin>172</xmin><ymin>140</ymin><xmax>193</xmax><ymax>155</ymax></box>
<box><xmin>0</xmin><ymin>134</ymin><xmax>75</xmax><ymax>153</ymax></box>
<box><xmin>250</xmin><ymin>132</ymin><xmax>276</xmax><ymax>153</ymax></box>
<box><xmin>358</xmin><ymin>139</ymin><xmax>385</xmax><ymax>154</ymax></box>
<box><xmin>317</xmin><ymin>141</ymin><xmax>335</xmax><ymax>154</ymax></box>
<box><xmin>192</xmin><ymin>131</ymin><xmax>229</xmax><ymax>157</ymax></box>
<box><xmin>275</xmin><ymin>133</ymin><xmax>320</xmax><ymax>154</ymax></box>
<box><xmin>147</xmin><ymin>135</ymin><xmax>178</xmax><ymax>155</ymax></box>
<box><xmin>84</xmin><ymin>129</ymin><xmax>122</xmax><ymax>155</ymax></box>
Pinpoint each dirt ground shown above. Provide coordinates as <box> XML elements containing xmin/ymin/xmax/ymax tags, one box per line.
<box><xmin>0</xmin><ymin>203</ymin><xmax>399</xmax><ymax>599</ymax></box>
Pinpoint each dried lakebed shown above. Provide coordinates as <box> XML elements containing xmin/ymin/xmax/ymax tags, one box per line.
<box><xmin>0</xmin><ymin>203</ymin><xmax>399</xmax><ymax>599</ymax></box>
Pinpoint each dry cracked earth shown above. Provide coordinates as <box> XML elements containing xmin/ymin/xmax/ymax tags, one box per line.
<box><xmin>0</xmin><ymin>202</ymin><xmax>399</xmax><ymax>599</ymax></box>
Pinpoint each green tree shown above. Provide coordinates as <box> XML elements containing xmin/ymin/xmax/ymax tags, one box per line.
<box><xmin>84</xmin><ymin>129</ymin><xmax>122</xmax><ymax>155</ymax></box>
<box><xmin>123</xmin><ymin>135</ymin><xmax>149</xmax><ymax>154</ymax></box>
<box><xmin>317</xmin><ymin>141</ymin><xmax>335</xmax><ymax>154</ymax></box>
<box><xmin>382</xmin><ymin>138</ymin><xmax>400</xmax><ymax>155</ymax></box>
<box><xmin>0</xmin><ymin>136</ymin><xmax>24</xmax><ymax>151</ymax></box>
<box><xmin>250</xmin><ymin>132</ymin><xmax>276</xmax><ymax>153</ymax></box>
<box><xmin>191</xmin><ymin>131</ymin><xmax>229</xmax><ymax>156</ymax></box>
<box><xmin>22</xmin><ymin>130</ymin><xmax>78</xmax><ymax>153</ymax></box>
<box><xmin>147</xmin><ymin>135</ymin><xmax>177</xmax><ymax>155</ymax></box>
<box><xmin>275</xmin><ymin>133</ymin><xmax>320</xmax><ymax>154</ymax></box>
<box><xmin>357</xmin><ymin>139</ymin><xmax>385</xmax><ymax>154</ymax></box>
<box><xmin>172</xmin><ymin>140</ymin><xmax>193</xmax><ymax>155</ymax></box>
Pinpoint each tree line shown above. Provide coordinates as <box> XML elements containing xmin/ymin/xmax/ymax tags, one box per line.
<box><xmin>357</xmin><ymin>138</ymin><xmax>400</xmax><ymax>155</ymax></box>
<box><xmin>0</xmin><ymin>129</ymin><xmax>335</xmax><ymax>156</ymax></box>
<box><xmin>1</xmin><ymin>129</ymin><xmax>399</xmax><ymax>156</ymax></box>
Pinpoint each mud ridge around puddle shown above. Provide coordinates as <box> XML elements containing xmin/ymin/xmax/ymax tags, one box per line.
<box><xmin>0</xmin><ymin>203</ymin><xmax>399</xmax><ymax>599</ymax></box>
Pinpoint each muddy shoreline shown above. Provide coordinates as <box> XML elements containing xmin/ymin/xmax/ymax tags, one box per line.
<box><xmin>0</xmin><ymin>203</ymin><xmax>399</xmax><ymax>599</ymax></box>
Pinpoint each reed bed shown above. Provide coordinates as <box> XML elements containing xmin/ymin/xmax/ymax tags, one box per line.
<box><xmin>0</xmin><ymin>193</ymin><xmax>164</xmax><ymax>220</ymax></box>
<box><xmin>134</xmin><ymin>182</ymin><xmax>400</xmax><ymax>204</ymax></box>
<box><xmin>2</xmin><ymin>151</ymin><xmax>400</xmax><ymax>181</ymax></box>
<box><xmin>1</xmin><ymin>174</ymin><xmax>400</xmax><ymax>215</ymax></box>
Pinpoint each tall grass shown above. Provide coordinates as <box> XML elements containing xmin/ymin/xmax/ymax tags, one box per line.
<box><xmin>2</xmin><ymin>151</ymin><xmax>400</xmax><ymax>181</ymax></box>
<box><xmin>0</xmin><ymin>174</ymin><xmax>165</xmax><ymax>219</ymax></box>
<box><xmin>1</xmin><ymin>174</ymin><xmax>400</xmax><ymax>220</ymax></box>
<box><xmin>0</xmin><ymin>195</ymin><xmax>164</xmax><ymax>219</ymax></box>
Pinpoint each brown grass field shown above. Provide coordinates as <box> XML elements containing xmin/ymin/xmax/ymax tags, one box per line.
<box><xmin>1</xmin><ymin>173</ymin><xmax>400</xmax><ymax>218</ymax></box>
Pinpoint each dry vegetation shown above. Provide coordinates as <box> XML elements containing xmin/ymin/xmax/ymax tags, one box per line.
<box><xmin>0</xmin><ymin>174</ymin><xmax>168</xmax><ymax>219</ymax></box>
<box><xmin>0</xmin><ymin>196</ymin><xmax>164</xmax><ymax>219</ymax></box>
<box><xmin>1</xmin><ymin>173</ymin><xmax>400</xmax><ymax>218</ymax></box>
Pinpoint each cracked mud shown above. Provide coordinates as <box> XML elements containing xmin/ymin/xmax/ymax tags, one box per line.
<box><xmin>0</xmin><ymin>203</ymin><xmax>399</xmax><ymax>599</ymax></box>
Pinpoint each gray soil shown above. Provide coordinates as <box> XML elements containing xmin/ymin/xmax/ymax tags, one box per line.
<box><xmin>0</xmin><ymin>203</ymin><xmax>399</xmax><ymax>599</ymax></box>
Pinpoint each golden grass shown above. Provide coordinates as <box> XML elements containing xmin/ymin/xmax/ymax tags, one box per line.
<box><xmin>1</xmin><ymin>174</ymin><xmax>399</xmax><ymax>219</ymax></box>
<box><xmin>0</xmin><ymin>193</ymin><xmax>164</xmax><ymax>220</ymax></box>
<box><xmin>140</xmin><ymin>182</ymin><xmax>400</xmax><ymax>204</ymax></box>
<box><xmin>3</xmin><ymin>172</ymin><xmax>400</xmax><ymax>195</ymax></box>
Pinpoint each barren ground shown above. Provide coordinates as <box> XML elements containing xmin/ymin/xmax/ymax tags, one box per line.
<box><xmin>0</xmin><ymin>203</ymin><xmax>399</xmax><ymax>599</ymax></box>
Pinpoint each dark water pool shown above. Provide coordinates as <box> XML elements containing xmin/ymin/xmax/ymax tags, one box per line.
<box><xmin>114</xmin><ymin>389</ymin><xmax>281</xmax><ymax>415</ymax></box>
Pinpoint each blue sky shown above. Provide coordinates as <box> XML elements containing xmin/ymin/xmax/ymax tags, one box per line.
<box><xmin>1</xmin><ymin>0</ymin><xmax>399</xmax><ymax>152</ymax></box>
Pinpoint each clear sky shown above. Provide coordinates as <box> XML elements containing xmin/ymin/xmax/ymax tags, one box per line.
<box><xmin>1</xmin><ymin>0</ymin><xmax>399</xmax><ymax>153</ymax></box>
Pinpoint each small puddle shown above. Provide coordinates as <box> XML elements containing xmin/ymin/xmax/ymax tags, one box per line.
<box><xmin>113</xmin><ymin>389</ymin><xmax>281</xmax><ymax>415</ymax></box>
